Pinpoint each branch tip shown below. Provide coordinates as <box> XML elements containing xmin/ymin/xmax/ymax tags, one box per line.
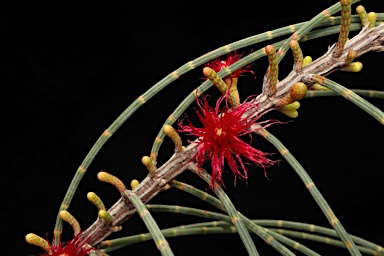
<box><xmin>141</xmin><ymin>156</ymin><xmax>156</xmax><ymax>176</ymax></box>
<box><xmin>265</xmin><ymin>45</ymin><xmax>278</xmax><ymax>96</ymax></box>
<box><xmin>341</xmin><ymin>61</ymin><xmax>363</xmax><ymax>72</ymax></box>
<box><xmin>333</xmin><ymin>0</ymin><xmax>352</xmax><ymax>57</ymax></box>
<box><xmin>356</xmin><ymin>5</ymin><xmax>368</xmax><ymax>26</ymax></box>
<box><xmin>163</xmin><ymin>125</ymin><xmax>183</xmax><ymax>152</ymax></box>
<box><xmin>302</xmin><ymin>56</ymin><xmax>313</xmax><ymax>67</ymax></box>
<box><xmin>59</xmin><ymin>210</ymin><xmax>81</xmax><ymax>236</ymax></box>
<box><xmin>130</xmin><ymin>179</ymin><xmax>140</xmax><ymax>190</ymax></box>
<box><xmin>87</xmin><ymin>192</ymin><xmax>106</xmax><ymax>211</ymax></box>
<box><xmin>367</xmin><ymin>12</ymin><xmax>377</xmax><ymax>28</ymax></box>
<box><xmin>98</xmin><ymin>210</ymin><xmax>112</xmax><ymax>224</ymax></box>
<box><xmin>289</xmin><ymin>40</ymin><xmax>303</xmax><ymax>72</ymax></box>
<box><xmin>97</xmin><ymin>171</ymin><xmax>127</xmax><ymax>193</ymax></box>
<box><xmin>25</xmin><ymin>233</ymin><xmax>50</xmax><ymax>252</ymax></box>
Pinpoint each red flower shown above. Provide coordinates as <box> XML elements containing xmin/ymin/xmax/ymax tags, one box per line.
<box><xmin>179</xmin><ymin>93</ymin><xmax>277</xmax><ymax>187</ymax></box>
<box><xmin>205</xmin><ymin>50</ymin><xmax>255</xmax><ymax>79</ymax></box>
<box><xmin>42</xmin><ymin>233</ymin><xmax>91</xmax><ymax>256</ymax></box>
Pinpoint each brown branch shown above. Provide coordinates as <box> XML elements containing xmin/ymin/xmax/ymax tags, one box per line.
<box><xmin>80</xmin><ymin>22</ymin><xmax>384</xmax><ymax>250</ymax></box>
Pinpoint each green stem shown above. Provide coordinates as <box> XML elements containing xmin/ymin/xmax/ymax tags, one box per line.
<box><xmin>146</xmin><ymin>204</ymin><xmax>320</xmax><ymax>256</ymax></box>
<box><xmin>170</xmin><ymin>180</ymin><xmax>296</xmax><ymax>256</ymax></box>
<box><xmin>189</xmin><ymin>165</ymin><xmax>259</xmax><ymax>256</ymax></box>
<box><xmin>257</xmin><ymin>129</ymin><xmax>362</xmax><ymax>256</ymax></box>
<box><xmin>305</xmin><ymin>89</ymin><xmax>384</xmax><ymax>99</ymax></box>
<box><xmin>270</xmin><ymin>228</ymin><xmax>377</xmax><ymax>255</ymax></box>
<box><xmin>124</xmin><ymin>190</ymin><xmax>174</xmax><ymax>256</ymax></box>
<box><xmin>310</xmin><ymin>75</ymin><xmax>384</xmax><ymax>124</ymax></box>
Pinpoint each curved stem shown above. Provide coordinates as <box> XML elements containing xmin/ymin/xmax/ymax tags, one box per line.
<box><xmin>256</xmin><ymin>128</ymin><xmax>362</xmax><ymax>256</ymax></box>
<box><xmin>170</xmin><ymin>180</ymin><xmax>296</xmax><ymax>256</ymax></box>
<box><xmin>188</xmin><ymin>164</ymin><xmax>259</xmax><ymax>256</ymax></box>
<box><xmin>124</xmin><ymin>190</ymin><xmax>174</xmax><ymax>256</ymax></box>
<box><xmin>310</xmin><ymin>76</ymin><xmax>384</xmax><ymax>124</ymax></box>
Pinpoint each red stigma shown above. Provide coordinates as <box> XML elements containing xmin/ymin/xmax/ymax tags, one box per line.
<box><xmin>42</xmin><ymin>233</ymin><xmax>91</xmax><ymax>256</ymax></box>
<box><xmin>178</xmin><ymin>94</ymin><xmax>277</xmax><ymax>187</ymax></box>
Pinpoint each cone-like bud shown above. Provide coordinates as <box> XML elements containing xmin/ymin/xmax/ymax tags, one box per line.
<box><xmin>98</xmin><ymin>210</ymin><xmax>112</xmax><ymax>224</ymax></box>
<box><xmin>367</xmin><ymin>12</ymin><xmax>376</xmax><ymax>28</ymax></box>
<box><xmin>289</xmin><ymin>40</ymin><xmax>303</xmax><ymax>72</ymax></box>
<box><xmin>202</xmin><ymin>66</ymin><xmax>239</xmax><ymax>107</ymax></box>
<box><xmin>276</xmin><ymin>101</ymin><xmax>300</xmax><ymax>118</ymax></box>
<box><xmin>276</xmin><ymin>82</ymin><xmax>307</xmax><ymax>107</ymax></box>
<box><xmin>25</xmin><ymin>233</ymin><xmax>50</xmax><ymax>252</ymax></box>
<box><xmin>97</xmin><ymin>171</ymin><xmax>127</xmax><ymax>193</ymax></box>
<box><xmin>341</xmin><ymin>61</ymin><xmax>363</xmax><ymax>72</ymax></box>
<box><xmin>131</xmin><ymin>179</ymin><xmax>140</xmax><ymax>190</ymax></box>
<box><xmin>142</xmin><ymin>156</ymin><xmax>156</xmax><ymax>176</ymax></box>
<box><xmin>356</xmin><ymin>5</ymin><xmax>368</xmax><ymax>26</ymax></box>
<box><xmin>163</xmin><ymin>125</ymin><xmax>183</xmax><ymax>152</ymax></box>
<box><xmin>302</xmin><ymin>56</ymin><xmax>312</xmax><ymax>67</ymax></box>
<box><xmin>290</xmin><ymin>82</ymin><xmax>308</xmax><ymax>100</ymax></box>
<box><xmin>203</xmin><ymin>66</ymin><xmax>228</xmax><ymax>94</ymax></box>
<box><xmin>87</xmin><ymin>192</ymin><xmax>106</xmax><ymax>211</ymax></box>
<box><xmin>265</xmin><ymin>45</ymin><xmax>278</xmax><ymax>96</ymax></box>
<box><xmin>59</xmin><ymin>210</ymin><xmax>81</xmax><ymax>236</ymax></box>
<box><xmin>333</xmin><ymin>0</ymin><xmax>352</xmax><ymax>58</ymax></box>
<box><xmin>226</xmin><ymin>76</ymin><xmax>240</xmax><ymax>107</ymax></box>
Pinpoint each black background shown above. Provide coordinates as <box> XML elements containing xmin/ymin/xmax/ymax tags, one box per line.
<box><xmin>3</xmin><ymin>0</ymin><xmax>384</xmax><ymax>255</ymax></box>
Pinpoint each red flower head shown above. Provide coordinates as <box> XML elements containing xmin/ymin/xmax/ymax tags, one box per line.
<box><xmin>42</xmin><ymin>233</ymin><xmax>91</xmax><ymax>256</ymax></box>
<box><xmin>205</xmin><ymin>50</ymin><xmax>255</xmax><ymax>84</ymax></box>
<box><xmin>179</xmin><ymin>93</ymin><xmax>277</xmax><ymax>187</ymax></box>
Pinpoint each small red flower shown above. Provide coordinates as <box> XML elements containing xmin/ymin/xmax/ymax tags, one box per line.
<box><xmin>205</xmin><ymin>50</ymin><xmax>255</xmax><ymax>79</ymax></box>
<box><xmin>179</xmin><ymin>93</ymin><xmax>277</xmax><ymax>187</ymax></box>
<box><xmin>42</xmin><ymin>233</ymin><xmax>91</xmax><ymax>256</ymax></box>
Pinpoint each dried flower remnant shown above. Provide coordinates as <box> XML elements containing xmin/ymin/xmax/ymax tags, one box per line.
<box><xmin>179</xmin><ymin>94</ymin><xmax>277</xmax><ymax>187</ymax></box>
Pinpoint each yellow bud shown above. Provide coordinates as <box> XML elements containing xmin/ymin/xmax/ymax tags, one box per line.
<box><xmin>342</xmin><ymin>62</ymin><xmax>363</xmax><ymax>72</ymax></box>
<box><xmin>87</xmin><ymin>192</ymin><xmax>105</xmax><ymax>211</ymax></box>
<box><xmin>368</xmin><ymin>12</ymin><xmax>376</xmax><ymax>28</ymax></box>
<box><xmin>59</xmin><ymin>210</ymin><xmax>81</xmax><ymax>235</ymax></box>
<box><xmin>98</xmin><ymin>210</ymin><xmax>112</xmax><ymax>223</ymax></box>
<box><xmin>97</xmin><ymin>171</ymin><xmax>127</xmax><ymax>193</ymax></box>
<box><xmin>131</xmin><ymin>179</ymin><xmax>140</xmax><ymax>190</ymax></box>
<box><xmin>25</xmin><ymin>233</ymin><xmax>50</xmax><ymax>251</ymax></box>
<box><xmin>302</xmin><ymin>56</ymin><xmax>312</xmax><ymax>67</ymax></box>
<box><xmin>290</xmin><ymin>82</ymin><xmax>307</xmax><ymax>100</ymax></box>
<box><xmin>278</xmin><ymin>109</ymin><xmax>299</xmax><ymax>118</ymax></box>
<box><xmin>142</xmin><ymin>156</ymin><xmax>156</xmax><ymax>176</ymax></box>
<box><xmin>280</xmin><ymin>101</ymin><xmax>300</xmax><ymax>111</ymax></box>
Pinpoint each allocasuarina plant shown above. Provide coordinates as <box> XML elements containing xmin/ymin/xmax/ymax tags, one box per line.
<box><xmin>26</xmin><ymin>0</ymin><xmax>384</xmax><ymax>255</ymax></box>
